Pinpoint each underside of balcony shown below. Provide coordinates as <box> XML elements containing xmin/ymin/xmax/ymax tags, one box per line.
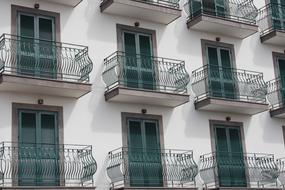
<box><xmin>0</xmin><ymin>74</ymin><xmax>91</xmax><ymax>98</ymax></box>
<box><xmin>39</xmin><ymin>0</ymin><xmax>83</xmax><ymax>7</ymax></box>
<box><xmin>195</xmin><ymin>97</ymin><xmax>268</xmax><ymax>115</ymax></box>
<box><xmin>105</xmin><ymin>87</ymin><xmax>189</xmax><ymax>107</ymax></box>
<box><xmin>100</xmin><ymin>0</ymin><xmax>181</xmax><ymax>24</ymax></box>
<box><xmin>260</xmin><ymin>30</ymin><xmax>285</xmax><ymax>46</ymax></box>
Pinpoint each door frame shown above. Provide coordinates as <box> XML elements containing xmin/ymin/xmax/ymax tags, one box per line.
<box><xmin>121</xmin><ymin>112</ymin><xmax>165</xmax><ymax>187</ymax></box>
<box><xmin>209</xmin><ymin>120</ymin><xmax>248</xmax><ymax>188</ymax></box>
<box><xmin>12</xmin><ymin>103</ymin><xmax>64</xmax><ymax>186</ymax></box>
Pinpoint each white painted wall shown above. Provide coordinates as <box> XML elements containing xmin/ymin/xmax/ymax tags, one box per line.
<box><xmin>0</xmin><ymin>0</ymin><xmax>284</xmax><ymax>189</ymax></box>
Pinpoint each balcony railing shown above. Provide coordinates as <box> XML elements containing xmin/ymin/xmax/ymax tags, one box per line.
<box><xmin>200</xmin><ymin>152</ymin><xmax>279</xmax><ymax>188</ymax></box>
<box><xmin>0</xmin><ymin>142</ymin><xmax>97</xmax><ymax>187</ymax></box>
<box><xmin>102</xmin><ymin>51</ymin><xmax>190</xmax><ymax>94</ymax></box>
<box><xmin>267</xmin><ymin>77</ymin><xmax>285</xmax><ymax>111</ymax></box>
<box><xmin>191</xmin><ymin>65</ymin><xmax>267</xmax><ymax>103</ymax></box>
<box><xmin>106</xmin><ymin>147</ymin><xmax>198</xmax><ymax>188</ymax></box>
<box><xmin>277</xmin><ymin>158</ymin><xmax>285</xmax><ymax>187</ymax></box>
<box><xmin>184</xmin><ymin>0</ymin><xmax>257</xmax><ymax>25</ymax></box>
<box><xmin>0</xmin><ymin>34</ymin><xmax>93</xmax><ymax>83</ymax></box>
<box><xmin>258</xmin><ymin>3</ymin><xmax>285</xmax><ymax>36</ymax></box>
<box><xmin>101</xmin><ymin>0</ymin><xmax>180</xmax><ymax>9</ymax></box>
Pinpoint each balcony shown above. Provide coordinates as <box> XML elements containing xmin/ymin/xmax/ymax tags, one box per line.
<box><xmin>102</xmin><ymin>51</ymin><xmax>190</xmax><ymax>107</ymax></box>
<box><xmin>258</xmin><ymin>3</ymin><xmax>285</xmax><ymax>46</ymax></box>
<box><xmin>266</xmin><ymin>78</ymin><xmax>285</xmax><ymax>118</ymax></box>
<box><xmin>184</xmin><ymin>0</ymin><xmax>258</xmax><ymax>39</ymax></box>
<box><xmin>100</xmin><ymin>0</ymin><xmax>181</xmax><ymax>24</ymax></box>
<box><xmin>191</xmin><ymin>65</ymin><xmax>268</xmax><ymax>115</ymax></box>
<box><xmin>277</xmin><ymin>158</ymin><xmax>285</xmax><ymax>188</ymax></box>
<box><xmin>106</xmin><ymin>147</ymin><xmax>198</xmax><ymax>189</ymax></box>
<box><xmin>0</xmin><ymin>142</ymin><xmax>97</xmax><ymax>188</ymax></box>
<box><xmin>40</xmin><ymin>0</ymin><xmax>83</xmax><ymax>7</ymax></box>
<box><xmin>200</xmin><ymin>152</ymin><xmax>279</xmax><ymax>189</ymax></box>
<box><xmin>0</xmin><ymin>34</ymin><xmax>93</xmax><ymax>98</ymax></box>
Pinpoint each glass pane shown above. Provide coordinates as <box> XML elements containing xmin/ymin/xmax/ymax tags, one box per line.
<box><xmin>39</xmin><ymin>18</ymin><xmax>53</xmax><ymax>41</ymax></box>
<box><xmin>41</xmin><ymin>114</ymin><xmax>56</xmax><ymax>144</ymax></box>
<box><xmin>21</xmin><ymin>112</ymin><xmax>36</xmax><ymax>144</ymax></box>
<box><xmin>144</xmin><ymin>122</ymin><xmax>162</xmax><ymax>187</ymax></box>
<box><xmin>124</xmin><ymin>33</ymin><xmax>137</xmax><ymax>58</ymax></box>
<box><xmin>203</xmin><ymin>0</ymin><xmax>216</xmax><ymax>15</ymax></box>
<box><xmin>19</xmin><ymin>111</ymin><xmax>37</xmax><ymax>186</ymax></box>
<box><xmin>20</xmin><ymin>15</ymin><xmax>34</xmax><ymax>38</ymax></box>
<box><xmin>229</xmin><ymin>128</ymin><xmax>246</xmax><ymax>187</ymax></box>
<box><xmin>128</xmin><ymin>120</ymin><xmax>144</xmax><ymax>186</ymax></box>
<box><xmin>139</xmin><ymin>35</ymin><xmax>151</xmax><ymax>57</ymax></box>
<box><xmin>279</xmin><ymin>59</ymin><xmax>285</xmax><ymax>105</ymax></box>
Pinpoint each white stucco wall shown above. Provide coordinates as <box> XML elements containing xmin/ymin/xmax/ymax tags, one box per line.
<box><xmin>0</xmin><ymin>0</ymin><xmax>284</xmax><ymax>189</ymax></box>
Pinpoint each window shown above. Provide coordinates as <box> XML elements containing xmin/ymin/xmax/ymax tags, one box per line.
<box><xmin>211</xmin><ymin>122</ymin><xmax>246</xmax><ymax>187</ymax></box>
<box><xmin>17</xmin><ymin>12</ymin><xmax>56</xmax><ymax>78</ymax></box>
<box><xmin>122</xmin><ymin>113</ymin><xmax>164</xmax><ymax>187</ymax></box>
<box><xmin>270</xmin><ymin>0</ymin><xmax>285</xmax><ymax>30</ymax></box>
<box><xmin>18</xmin><ymin>110</ymin><xmax>59</xmax><ymax>186</ymax></box>
<box><xmin>273</xmin><ymin>53</ymin><xmax>285</xmax><ymax>105</ymax></box>
<box><xmin>122</xmin><ymin>31</ymin><xmax>155</xmax><ymax>90</ymax></box>
<box><xmin>204</xmin><ymin>41</ymin><xmax>236</xmax><ymax>99</ymax></box>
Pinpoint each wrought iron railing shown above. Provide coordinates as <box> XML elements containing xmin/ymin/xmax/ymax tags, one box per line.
<box><xmin>102</xmin><ymin>51</ymin><xmax>190</xmax><ymax>94</ymax></box>
<box><xmin>199</xmin><ymin>152</ymin><xmax>279</xmax><ymax>188</ymax></box>
<box><xmin>184</xmin><ymin>0</ymin><xmax>257</xmax><ymax>25</ymax></box>
<box><xmin>100</xmin><ymin>0</ymin><xmax>180</xmax><ymax>9</ymax></box>
<box><xmin>277</xmin><ymin>158</ymin><xmax>285</xmax><ymax>187</ymax></box>
<box><xmin>258</xmin><ymin>3</ymin><xmax>285</xmax><ymax>36</ymax></box>
<box><xmin>191</xmin><ymin>65</ymin><xmax>267</xmax><ymax>103</ymax></box>
<box><xmin>0</xmin><ymin>34</ymin><xmax>93</xmax><ymax>83</ymax></box>
<box><xmin>266</xmin><ymin>77</ymin><xmax>285</xmax><ymax>110</ymax></box>
<box><xmin>0</xmin><ymin>142</ymin><xmax>97</xmax><ymax>187</ymax></box>
<box><xmin>106</xmin><ymin>147</ymin><xmax>198</xmax><ymax>188</ymax></box>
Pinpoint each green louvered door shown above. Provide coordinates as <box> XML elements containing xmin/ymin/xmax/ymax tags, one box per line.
<box><xmin>202</xmin><ymin>0</ymin><xmax>226</xmax><ymax>17</ymax></box>
<box><xmin>18</xmin><ymin>110</ymin><xmax>59</xmax><ymax>186</ymax></box>
<box><xmin>214</xmin><ymin>125</ymin><xmax>246</xmax><ymax>187</ymax></box>
<box><xmin>270</xmin><ymin>0</ymin><xmax>285</xmax><ymax>30</ymax></box>
<box><xmin>207</xmin><ymin>46</ymin><xmax>236</xmax><ymax>99</ymax></box>
<box><xmin>128</xmin><ymin>119</ymin><xmax>163</xmax><ymax>187</ymax></box>
<box><xmin>278</xmin><ymin>58</ymin><xmax>285</xmax><ymax>106</ymax></box>
<box><xmin>123</xmin><ymin>32</ymin><xmax>155</xmax><ymax>90</ymax></box>
<box><xmin>17</xmin><ymin>13</ymin><xmax>56</xmax><ymax>78</ymax></box>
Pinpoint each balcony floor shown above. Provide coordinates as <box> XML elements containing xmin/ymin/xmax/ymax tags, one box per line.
<box><xmin>195</xmin><ymin>97</ymin><xmax>268</xmax><ymax>115</ymax></box>
<box><xmin>261</xmin><ymin>30</ymin><xmax>285</xmax><ymax>46</ymax></box>
<box><xmin>0</xmin><ymin>74</ymin><xmax>91</xmax><ymax>98</ymax></box>
<box><xmin>187</xmin><ymin>14</ymin><xmax>258</xmax><ymax>39</ymax></box>
<box><xmin>105</xmin><ymin>87</ymin><xmax>189</xmax><ymax>107</ymax></box>
<box><xmin>100</xmin><ymin>0</ymin><xmax>181</xmax><ymax>24</ymax></box>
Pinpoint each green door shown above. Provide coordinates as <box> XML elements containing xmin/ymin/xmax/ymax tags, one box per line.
<box><xmin>18</xmin><ymin>110</ymin><xmax>59</xmax><ymax>186</ymax></box>
<box><xmin>123</xmin><ymin>32</ymin><xmax>155</xmax><ymax>90</ymax></box>
<box><xmin>278</xmin><ymin>58</ymin><xmax>285</xmax><ymax>106</ymax></box>
<box><xmin>214</xmin><ymin>125</ymin><xmax>246</xmax><ymax>187</ymax></box>
<box><xmin>17</xmin><ymin>13</ymin><xmax>56</xmax><ymax>78</ymax></box>
<box><xmin>127</xmin><ymin>119</ymin><xmax>163</xmax><ymax>187</ymax></box>
<box><xmin>270</xmin><ymin>0</ymin><xmax>285</xmax><ymax>30</ymax></box>
<box><xmin>202</xmin><ymin>0</ymin><xmax>226</xmax><ymax>17</ymax></box>
<box><xmin>207</xmin><ymin>46</ymin><xmax>235</xmax><ymax>99</ymax></box>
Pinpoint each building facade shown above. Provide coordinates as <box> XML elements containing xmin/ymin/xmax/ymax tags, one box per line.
<box><xmin>0</xmin><ymin>0</ymin><xmax>285</xmax><ymax>189</ymax></box>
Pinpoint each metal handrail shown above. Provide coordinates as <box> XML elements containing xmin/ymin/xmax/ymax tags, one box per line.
<box><xmin>0</xmin><ymin>142</ymin><xmax>97</xmax><ymax>187</ymax></box>
<box><xmin>0</xmin><ymin>33</ymin><xmax>93</xmax><ymax>83</ymax></box>
<box><xmin>267</xmin><ymin>77</ymin><xmax>285</xmax><ymax>110</ymax></box>
<box><xmin>102</xmin><ymin>51</ymin><xmax>190</xmax><ymax>95</ymax></box>
<box><xmin>100</xmin><ymin>0</ymin><xmax>180</xmax><ymax>9</ymax></box>
<box><xmin>257</xmin><ymin>3</ymin><xmax>285</xmax><ymax>36</ymax></box>
<box><xmin>199</xmin><ymin>151</ymin><xmax>279</xmax><ymax>188</ymax></box>
<box><xmin>277</xmin><ymin>158</ymin><xmax>285</xmax><ymax>188</ymax></box>
<box><xmin>184</xmin><ymin>0</ymin><xmax>257</xmax><ymax>25</ymax></box>
<box><xmin>106</xmin><ymin>147</ymin><xmax>198</xmax><ymax>188</ymax></box>
<box><xmin>191</xmin><ymin>65</ymin><xmax>267</xmax><ymax>103</ymax></box>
